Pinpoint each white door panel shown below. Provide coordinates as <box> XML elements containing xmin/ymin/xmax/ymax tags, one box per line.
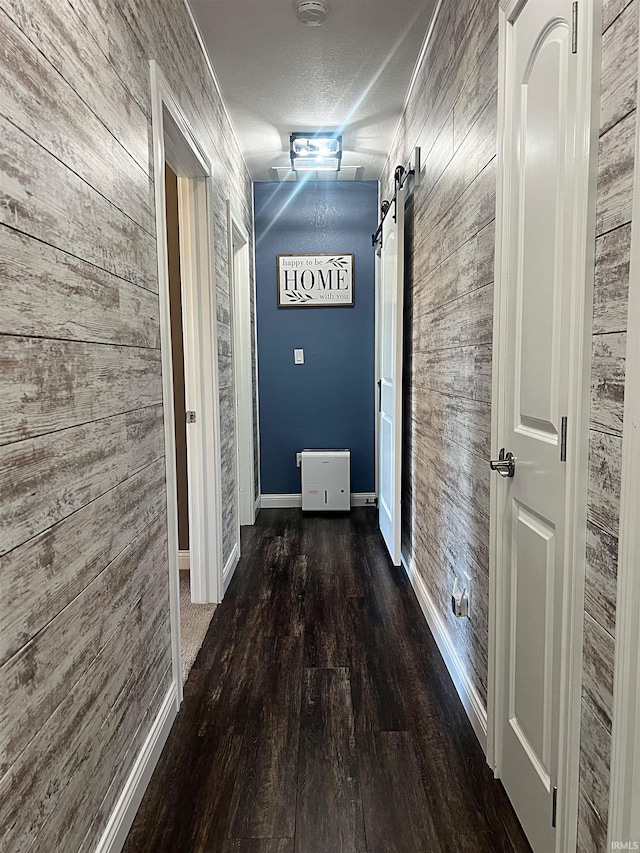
<box><xmin>494</xmin><ymin>1</ymin><xmax>584</xmax><ymax>850</ymax></box>
<box><xmin>378</xmin><ymin>188</ymin><xmax>405</xmax><ymax>566</ymax></box>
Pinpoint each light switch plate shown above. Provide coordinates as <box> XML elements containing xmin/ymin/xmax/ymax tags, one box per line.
<box><xmin>294</xmin><ymin>348</ymin><xmax>304</xmax><ymax>364</ymax></box>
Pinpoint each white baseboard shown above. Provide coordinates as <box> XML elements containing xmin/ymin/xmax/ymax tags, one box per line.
<box><xmin>260</xmin><ymin>492</ymin><xmax>376</xmax><ymax>509</ymax></box>
<box><xmin>223</xmin><ymin>542</ymin><xmax>239</xmax><ymax>593</ymax></box>
<box><xmin>350</xmin><ymin>492</ymin><xmax>377</xmax><ymax>506</ymax></box>
<box><xmin>94</xmin><ymin>682</ymin><xmax>178</xmax><ymax>853</ymax></box>
<box><xmin>261</xmin><ymin>493</ymin><xmax>302</xmax><ymax>508</ymax></box>
<box><xmin>254</xmin><ymin>494</ymin><xmax>261</xmax><ymax>520</ymax></box>
<box><xmin>178</xmin><ymin>550</ymin><xmax>190</xmax><ymax>572</ymax></box>
<box><xmin>402</xmin><ymin>552</ymin><xmax>488</xmax><ymax>752</ymax></box>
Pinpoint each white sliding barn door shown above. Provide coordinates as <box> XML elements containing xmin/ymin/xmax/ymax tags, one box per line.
<box><xmin>491</xmin><ymin>1</ymin><xmax>596</xmax><ymax>850</ymax></box>
<box><xmin>377</xmin><ymin>188</ymin><xmax>405</xmax><ymax>566</ymax></box>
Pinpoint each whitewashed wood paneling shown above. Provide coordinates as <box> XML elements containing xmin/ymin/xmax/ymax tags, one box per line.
<box><xmin>590</xmin><ymin>332</ymin><xmax>626</xmax><ymax>436</ymax></box>
<box><xmin>582</xmin><ymin>613</ymin><xmax>615</xmax><ymax>735</ymax></box>
<box><xmin>0</xmin><ymin>459</ymin><xmax>166</xmax><ymax>667</ymax></box>
<box><xmin>601</xmin><ymin>2</ymin><xmax>638</xmax><ymax>135</ymax></box>
<box><xmin>383</xmin><ymin>0</ymin><xmax>498</xmax><ymax>710</ymax></box>
<box><xmin>0</xmin><ymin>554</ymin><xmax>171</xmax><ymax>853</ymax></box>
<box><xmin>0</xmin><ymin>0</ymin><xmax>254</xmax><ymax>849</ymax></box>
<box><xmin>0</xmin><ymin>226</ymin><xmax>161</xmax><ymax>345</ymax></box>
<box><xmin>593</xmin><ymin>223</ymin><xmax>631</xmax><ymax>335</ymax></box>
<box><xmin>595</xmin><ymin>109</ymin><xmax>636</xmax><ymax>237</ymax></box>
<box><xmin>579</xmin><ymin>698</ymin><xmax>613</xmax><ymax>841</ymax></box>
<box><xmin>1</xmin><ymin>337</ymin><xmax>162</xmax><ymax>443</ymax></box>
<box><xmin>0</xmin><ymin>0</ymin><xmax>151</xmax><ymax>168</ymax></box>
<box><xmin>0</xmin><ymin>12</ymin><xmax>154</xmax><ymax>233</ymax></box>
<box><xmin>0</xmin><ymin>406</ymin><xmax>164</xmax><ymax>556</ymax></box>
<box><xmin>585</xmin><ymin>521</ymin><xmax>619</xmax><ymax>638</ymax></box>
<box><xmin>578</xmin><ymin>2</ymin><xmax>638</xmax><ymax>846</ymax></box>
<box><xmin>0</xmin><ymin>114</ymin><xmax>158</xmax><ymax>291</ymax></box>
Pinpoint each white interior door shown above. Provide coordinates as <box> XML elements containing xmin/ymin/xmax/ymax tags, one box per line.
<box><xmin>377</xmin><ymin>188</ymin><xmax>405</xmax><ymax>566</ymax></box>
<box><xmin>492</xmin><ymin>2</ymin><xmax>590</xmax><ymax>850</ymax></box>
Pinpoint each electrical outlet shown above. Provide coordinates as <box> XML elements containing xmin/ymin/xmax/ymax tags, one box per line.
<box><xmin>451</xmin><ymin>576</ymin><xmax>470</xmax><ymax>619</ymax></box>
<box><xmin>296</xmin><ymin>452</ymin><xmax>302</xmax><ymax>468</ymax></box>
<box><xmin>463</xmin><ymin>571</ymin><xmax>472</xmax><ymax>618</ymax></box>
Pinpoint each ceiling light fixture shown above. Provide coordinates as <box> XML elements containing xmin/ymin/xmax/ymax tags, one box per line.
<box><xmin>290</xmin><ymin>133</ymin><xmax>342</xmax><ymax>172</ymax></box>
<box><xmin>296</xmin><ymin>1</ymin><xmax>328</xmax><ymax>26</ymax></box>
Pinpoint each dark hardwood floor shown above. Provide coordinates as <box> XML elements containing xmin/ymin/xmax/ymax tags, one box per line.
<box><xmin>123</xmin><ymin>508</ymin><xmax>531</xmax><ymax>853</ymax></box>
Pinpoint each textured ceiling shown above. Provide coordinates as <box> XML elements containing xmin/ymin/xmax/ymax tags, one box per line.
<box><xmin>188</xmin><ymin>0</ymin><xmax>437</xmax><ymax>181</ymax></box>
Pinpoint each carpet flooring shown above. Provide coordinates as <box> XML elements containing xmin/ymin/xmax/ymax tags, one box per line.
<box><xmin>179</xmin><ymin>570</ymin><xmax>216</xmax><ymax>683</ymax></box>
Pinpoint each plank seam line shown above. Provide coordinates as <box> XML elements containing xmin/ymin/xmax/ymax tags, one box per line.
<box><xmin>384</xmin><ymin>0</ymin><xmax>496</xmax><ymax>185</ymax></box>
<box><xmin>584</xmin><ymin>610</ymin><xmax>615</xmax><ymax>641</ymax></box>
<box><xmin>407</xmin><ymin>386</ymin><xmax>491</xmax><ymax>406</ymax></box>
<box><xmin>581</xmin><ymin>692</ymin><xmax>613</xmax><ymax>738</ymax></box>
<box><xmin>407</xmin><ymin>415</ymin><xmax>489</xmax><ymax>459</ymax></box>
<box><xmin>412</xmin><ymin>340</ymin><xmax>492</xmax><ymax>355</ymax></box>
<box><xmin>0</xmin><ymin>528</ymin><xmax>168</xmax><ymax>782</ymax></box>
<box><xmin>589</xmin><ymin>424</ymin><xmax>624</xmax><ymax>437</ymax></box>
<box><xmin>0</xmin><ymin>331</ymin><xmax>161</xmax><ymax>351</ymax></box>
<box><xmin>0</xmin><ymin>453</ymin><xmax>165</xmax><ymax>563</ymax></box>
<box><xmin>1</xmin><ymin>111</ymin><xmax>157</xmax><ymax>241</ymax></box>
<box><xmin>78</xmin><ymin>4</ymin><xmax>153</xmax><ymax>122</ymax></box>
<box><xmin>0</xmin><ymin>401</ymin><xmax>164</xmax><ymax>451</ymax></box>
<box><xmin>407</xmin><ymin>386</ymin><xmax>492</xmax><ymax>405</ymax></box>
<box><xmin>596</xmin><ymin>219</ymin><xmax>634</xmax><ymax>240</ymax></box>
<box><xmin>588</xmin><ymin>423</ymin><xmax>624</xmax><ymax>438</ymax></box>
<box><xmin>0</xmin><ymin>4</ymin><xmax>153</xmax><ymax>180</ymax></box>
<box><xmin>602</xmin><ymin>0</ymin><xmax>636</xmax><ymax>35</ymax></box>
<box><xmin>578</xmin><ymin>778</ymin><xmax>607</xmax><ymax>828</ymax></box>
<box><xmin>409</xmin><ymin>219</ymin><xmax>496</xmax><ymax>281</ymax></box>
<box><xmin>412</xmin><ymin>212</ymin><xmax>498</xmax><ymax>279</ymax></box>
<box><xmin>414</xmin><ymin>84</ymin><xmax>498</xmax><ymax>216</ymax></box>
<box><xmin>586</xmin><ymin>511</ymin><xmax>620</xmax><ymax>537</ymax></box>
<box><xmin>0</xmin><ymin>505</ymin><xmax>168</xmax><ymax>671</ymax></box>
<box><xmin>0</xmin><ymin>222</ymin><xmax>160</xmax><ymax>297</ymax></box>
<box><xmin>410</xmin><ymin>280</ymin><xmax>494</xmax><ymax>324</ymax></box>
<box><xmin>600</xmin><ymin>104</ymin><xmax>637</xmax><ymax>140</ymax></box>
<box><xmin>412</xmin><ymin>154</ymin><xmax>497</xmax><ymax>253</ymax></box>
<box><xmin>401</xmin><ymin>63</ymin><xmax>497</xmax><ymax>197</ymax></box>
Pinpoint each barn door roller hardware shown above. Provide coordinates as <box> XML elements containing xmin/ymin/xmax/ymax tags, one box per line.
<box><xmin>372</xmin><ymin>147</ymin><xmax>420</xmax><ymax>247</ymax></box>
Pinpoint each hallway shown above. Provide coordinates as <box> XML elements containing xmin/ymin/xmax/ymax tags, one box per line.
<box><xmin>124</xmin><ymin>509</ymin><xmax>530</xmax><ymax>852</ymax></box>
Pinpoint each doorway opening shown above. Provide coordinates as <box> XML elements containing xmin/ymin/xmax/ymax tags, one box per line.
<box><xmin>165</xmin><ymin>165</ymin><xmax>216</xmax><ymax>682</ymax></box>
<box><xmin>151</xmin><ymin>60</ymin><xmax>224</xmax><ymax>702</ymax></box>
<box><xmin>227</xmin><ymin>203</ymin><xmax>256</xmax><ymax>538</ymax></box>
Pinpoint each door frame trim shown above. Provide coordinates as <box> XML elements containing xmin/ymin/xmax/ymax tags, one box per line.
<box><xmin>150</xmin><ymin>60</ymin><xmax>224</xmax><ymax>702</ymax></box>
<box><xmin>608</xmin><ymin>31</ymin><xmax>640</xmax><ymax>844</ymax></box>
<box><xmin>488</xmin><ymin>3</ymin><xmax>600</xmax><ymax>850</ymax></box>
<box><xmin>227</xmin><ymin>201</ymin><xmax>256</xmax><ymax>531</ymax></box>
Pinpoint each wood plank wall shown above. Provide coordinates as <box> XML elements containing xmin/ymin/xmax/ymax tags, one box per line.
<box><xmin>0</xmin><ymin>0</ymin><xmax>253</xmax><ymax>848</ymax></box>
<box><xmin>578</xmin><ymin>1</ymin><xmax>638</xmax><ymax>849</ymax></box>
<box><xmin>384</xmin><ymin>1</ymin><xmax>638</xmax><ymax>851</ymax></box>
<box><xmin>381</xmin><ymin>0</ymin><xmax>498</xmax><ymax>708</ymax></box>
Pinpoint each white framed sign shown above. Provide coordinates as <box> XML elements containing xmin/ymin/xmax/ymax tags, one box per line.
<box><xmin>277</xmin><ymin>253</ymin><xmax>354</xmax><ymax>307</ymax></box>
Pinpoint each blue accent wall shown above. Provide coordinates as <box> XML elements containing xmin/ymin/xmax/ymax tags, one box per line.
<box><xmin>254</xmin><ymin>181</ymin><xmax>378</xmax><ymax>495</ymax></box>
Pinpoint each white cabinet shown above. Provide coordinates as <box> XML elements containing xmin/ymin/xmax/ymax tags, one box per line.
<box><xmin>301</xmin><ymin>450</ymin><xmax>350</xmax><ymax>511</ymax></box>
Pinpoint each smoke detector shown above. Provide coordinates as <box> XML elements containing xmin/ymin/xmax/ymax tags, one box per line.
<box><xmin>296</xmin><ymin>1</ymin><xmax>328</xmax><ymax>25</ymax></box>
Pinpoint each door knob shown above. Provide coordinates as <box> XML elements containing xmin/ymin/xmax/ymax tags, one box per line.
<box><xmin>489</xmin><ymin>448</ymin><xmax>516</xmax><ymax>478</ymax></box>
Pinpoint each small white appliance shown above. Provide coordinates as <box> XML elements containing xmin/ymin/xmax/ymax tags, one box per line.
<box><xmin>301</xmin><ymin>449</ymin><xmax>350</xmax><ymax>511</ymax></box>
